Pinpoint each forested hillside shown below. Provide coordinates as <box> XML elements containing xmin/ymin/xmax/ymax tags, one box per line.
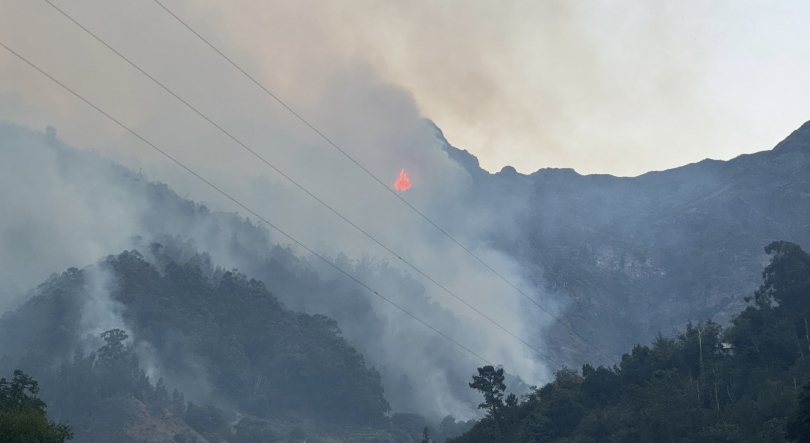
<box><xmin>449</xmin><ymin>241</ymin><xmax>810</xmax><ymax>442</ymax></box>
<box><xmin>0</xmin><ymin>246</ymin><xmax>471</xmax><ymax>442</ymax></box>
<box><xmin>0</xmin><ymin>123</ymin><xmax>502</xmax><ymax>420</ymax></box>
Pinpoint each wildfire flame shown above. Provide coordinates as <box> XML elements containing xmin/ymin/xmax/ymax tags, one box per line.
<box><xmin>394</xmin><ymin>169</ymin><xmax>411</xmax><ymax>191</ymax></box>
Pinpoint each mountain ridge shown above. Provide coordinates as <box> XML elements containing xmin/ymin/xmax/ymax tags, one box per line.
<box><xmin>430</xmin><ymin>118</ymin><xmax>810</xmax><ymax>364</ymax></box>
<box><xmin>434</xmin><ymin>118</ymin><xmax>810</xmax><ymax>179</ymax></box>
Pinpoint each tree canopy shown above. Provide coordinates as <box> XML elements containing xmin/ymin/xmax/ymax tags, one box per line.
<box><xmin>452</xmin><ymin>241</ymin><xmax>810</xmax><ymax>443</ymax></box>
<box><xmin>0</xmin><ymin>370</ymin><xmax>72</xmax><ymax>443</ymax></box>
<box><xmin>469</xmin><ymin>366</ymin><xmax>506</xmax><ymax>416</ymax></box>
<box><xmin>0</xmin><ymin>248</ymin><xmax>394</xmax><ymax>442</ymax></box>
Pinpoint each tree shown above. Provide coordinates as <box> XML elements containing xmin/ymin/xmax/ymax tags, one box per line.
<box><xmin>421</xmin><ymin>426</ymin><xmax>432</xmax><ymax>443</ymax></box>
<box><xmin>469</xmin><ymin>366</ymin><xmax>506</xmax><ymax>421</ymax></box>
<box><xmin>753</xmin><ymin>241</ymin><xmax>810</xmax><ymax>312</ymax></box>
<box><xmin>97</xmin><ymin>328</ymin><xmax>128</xmax><ymax>364</ymax></box>
<box><xmin>0</xmin><ymin>370</ymin><xmax>46</xmax><ymax>412</ymax></box>
<box><xmin>787</xmin><ymin>379</ymin><xmax>810</xmax><ymax>443</ymax></box>
<box><xmin>0</xmin><ymin>370</ymin><xmax>73</xmax><ymax>442</ymax></box>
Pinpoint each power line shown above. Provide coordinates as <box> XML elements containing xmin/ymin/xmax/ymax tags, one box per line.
<box><xmin>0</xmin><ymin>38</ymin><xmax>530</xmax><ymax>377</ymax></box>
<box><xmin>150</xmin><ymin>0</ymin><xmax>617</xmax><ymax>365</ymax></box>
<box><xmin>41</xmin><ymin>0</ymin><xmax>564</xmax><ymax>367</ymax></box>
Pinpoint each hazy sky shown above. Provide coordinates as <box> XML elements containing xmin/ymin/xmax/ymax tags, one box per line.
<box><xmin>1</xmin><ymin>0</ymin><xmax>809</xmax><ymax>177</ymax></box>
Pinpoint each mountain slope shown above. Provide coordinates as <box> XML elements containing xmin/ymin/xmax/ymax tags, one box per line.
<box><xmin>0</xmin><ymin>247</ymin><xmax>401</xmax><ymax>441</ymax></box>
<box><xmin>0</xmin><ymin>122</ymin><xmax>491</xmax><ymax>420</ymax></box>
<box><xmin>437</xmin><ymin>120</ymin><xmax>810</xmax><ymax>362</ymax></box>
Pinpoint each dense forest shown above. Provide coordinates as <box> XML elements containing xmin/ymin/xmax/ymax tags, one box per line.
<box><xmin>0</xmin><ymin>245</ymin><xmax>472</xmax><ymax>442</ymax></box>
<box><xmin>450</xmin><ymin>240</ymin><xmax>810</xmax><ymax>443</ymax></box>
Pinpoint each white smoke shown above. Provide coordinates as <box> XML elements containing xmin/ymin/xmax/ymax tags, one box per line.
<box><xmin>0</xmin><ymin>0</ymin><xmax>559</xmax><ymax>418</ymax></box>
<box><xmin>78</xmin><ymin>263</ymin><xmax>128</xmax><ymax>348</ymax></box>
<box><xmin>0</xmin><ymin>121</ymin><xmax>554</xmax><ymax>419</ymax></box>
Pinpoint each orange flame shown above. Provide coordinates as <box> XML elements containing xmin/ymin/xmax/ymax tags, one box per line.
<box><xmin>394</xmin><ymin>169</ymin><xmax>411</xmax><ymax>191</ymax></box>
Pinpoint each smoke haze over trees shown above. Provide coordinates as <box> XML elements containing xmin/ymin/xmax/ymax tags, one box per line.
<box><xmin>2</xmin><ymin>112</ymin><xmax>810</xmax><ymax>389</ymax></box>
<box><xmin>0</xmin><ymin>122</ymin><xmax>546</xmax><ymax>421</ymax></box>
<box><xmin>1</xmin><ymin>2</ymin><xmax>809</xmax><ymax>440</ymax></box>
<box><xmin>0</xmin><ymin>115</ymin><xmax>808</xmax><ymax>441</ymax></box>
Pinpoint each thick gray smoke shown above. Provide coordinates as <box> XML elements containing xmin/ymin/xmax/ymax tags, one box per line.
<box><xmin>0</xmin><ymin>126</ymin><xmax>141</xmax><ymax>306</ymax></box>
<box><xmin>78</xmin><ymin>263</ymin><xmax>128</xmax><ymax>348</ymax></box>
<box><xmin>8</xmin><ymin>0</ymin><xmax>807</xmax><ymax>180</ymax></box>
<box><xmin>0</xmin><ymin>122</ymin><xmax>552</xmax><ymax>420</ymax></box>
<box><xmin>0</xmin><ymin>0</ymin><xmax>568</xmax><ymax>420</ymax></box>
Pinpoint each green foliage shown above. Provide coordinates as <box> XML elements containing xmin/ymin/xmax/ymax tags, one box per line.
<box><xmin>0</xmin><ymin>370</ymin><xmax>73</xmax><ymax>443</ymax></box>
<box><xmin>451</xmin><ymin>241</ymin><xmax>810</xmax><ymax>443</ymax></box>
<box><xmin>0</xmin><ymin>370</ymin><xmax>46</xmax><ymax>412</ymax></box>
<box><xmin>469</xmin><ymin>366</ymin><xmax>506</xmax><ymax>418</ymax></box>
<box><xmin>107</xmin><ymin>248</ymin><xmax>390</xmax><ymax>425</ymax></box>
<box><xmin>97</xmin><ymin>329</ymin><xmax>128</xmax><ymax>364</ymax></box>
<box><xmin>0</xmin><ymin>247</ymin><xmax>398</xmax><ymax>442</ymax></box>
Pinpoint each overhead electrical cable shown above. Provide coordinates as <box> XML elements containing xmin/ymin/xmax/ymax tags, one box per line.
<box><xmin>40</xmin><ymin>0</ymin><xmax>565</xmax><ymax>367</ymax></box>
<box><xmin>149</xmin><ymin>0</ymin><xmax>617</xmax><ymax>365</ymax></box>
<box><xmin>0</xmin><ymin>39</ymin><xmax>546</xmax><ymax>378</ymax></box>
